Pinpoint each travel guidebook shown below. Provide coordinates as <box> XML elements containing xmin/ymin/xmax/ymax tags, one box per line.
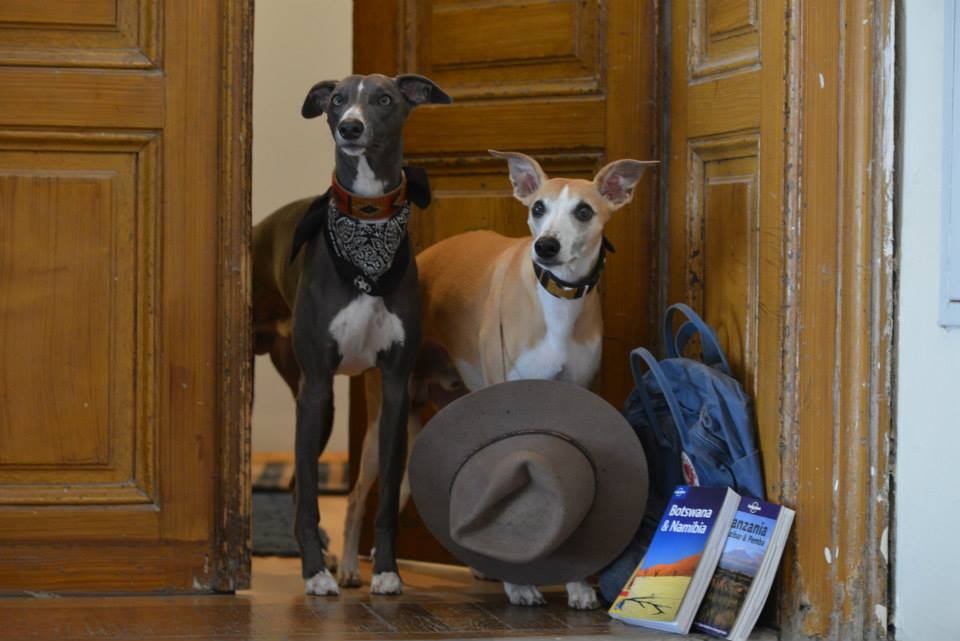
<box><xmin>609</xmin><ymin>485</ymin><xmax>740</xmax><ymax>634</ymax></box>
<box><xmin>693</xmin><ymin>497</ymin><xmax>796</xmax><ymax>641</ymax></box>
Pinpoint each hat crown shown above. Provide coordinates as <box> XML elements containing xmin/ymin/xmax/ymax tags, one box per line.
<box><xmin>448</xmin><ymin>433</ymin><xmax>596</xmax><ymax>564</ymax></box>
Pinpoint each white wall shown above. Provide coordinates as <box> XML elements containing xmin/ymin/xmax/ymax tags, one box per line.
<box><xmin>895</xmin><ymin>2</ymin><xmax>960</xmax><ymax>639</ymax></box>
<box><xmin>252</xmin><ymin>0</ymin><xmax>353</xmax><ymax>454</ymax></box>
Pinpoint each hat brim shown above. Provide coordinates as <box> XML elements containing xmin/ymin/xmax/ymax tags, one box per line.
<box><xmin>409</xmin><ymin>379</ymin><xmax>648</xmax><ymax>585</ymax></box>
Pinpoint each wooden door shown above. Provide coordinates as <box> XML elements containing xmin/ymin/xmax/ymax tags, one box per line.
<box><xmin>668</xmin><ymin>1</ymin><xmax>895</xmax><ymax>638</ymax></box>
<box><xmin>0</xmin><ymin>2</ymin><xmax>252</xmax><ymax>593</ymax></box>
<box><xmin>668</xmin><ymin>0</ymin><xmax>786</xmax><ymax>518</ymax></box>
<box><xmin>352</xmin><ymin>0</ymin><xmax>661</xmax><ymax>563</ymax></box>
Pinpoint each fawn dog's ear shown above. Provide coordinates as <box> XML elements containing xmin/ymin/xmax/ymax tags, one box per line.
<box><xmin>593</xmin><ymin>160</ymin><xmax>659</xmax><ymax>209</ymax></box>
<box><xmin>489</xmin><ymin>150</ymin><xmax>548</xmax><ymax>206</ymax></box>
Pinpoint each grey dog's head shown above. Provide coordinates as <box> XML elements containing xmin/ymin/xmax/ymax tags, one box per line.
<box><xmin>301</xmin><ymin>74</ymin><xmax>451</xmax><ymax>158</ymax></box>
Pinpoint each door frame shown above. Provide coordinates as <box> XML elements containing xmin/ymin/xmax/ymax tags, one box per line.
<box><xmin>775</xmin><ymin>0</ymin><xmax>896</xmax><ymax>637</ymax></box>
<box><xmin>213</xmin><ymin>0</ymin><xmax>254</xmax><ymax>592</ymax></box>
<box><xmin>663</xmin><ymin>0</ymin><xmax>896</xmax><ymax>637</ymax></box>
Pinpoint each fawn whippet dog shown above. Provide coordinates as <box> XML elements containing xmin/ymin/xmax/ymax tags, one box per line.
<box><xmin>252</xmin><ymin>73</ymin><xmax>450</xmax><ymax>596</ymax></box>
<box><xmin>343</xmin><ymin>151</ymin><xmax>657</xmax><ymax>608</ymax></box>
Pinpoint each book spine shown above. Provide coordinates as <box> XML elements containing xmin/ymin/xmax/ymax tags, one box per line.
<box><xmin>675</xmin><ymin>488</ymin><xmax>741</xmax><ymax>634</ymax></box>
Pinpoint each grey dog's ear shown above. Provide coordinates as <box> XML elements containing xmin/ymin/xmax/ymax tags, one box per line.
<box><xmin>395</xmin><ymin>74</ymin><xmax>453</xmax><ymax>107</ymax></box>
<box><xmin>302</xmin><ymin>80</ymin><xmax>338</xmax><ymax>119</ymax></box>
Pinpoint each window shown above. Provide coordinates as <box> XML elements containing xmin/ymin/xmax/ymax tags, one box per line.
<box><xmin>942</xmin><ymin>1</ymin><xmax>960</xmax><ymax>326</ymax></box>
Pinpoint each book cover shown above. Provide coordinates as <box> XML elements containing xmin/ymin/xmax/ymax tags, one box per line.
<box><xmin>693</xmin><ymin>497</ymin><xmax>781</xmax><ymax>637</ymax></box>
<box><xmin>609</xmin><ymin>485</ymin><xmax>737</xmax><ymax>631</ymax></box>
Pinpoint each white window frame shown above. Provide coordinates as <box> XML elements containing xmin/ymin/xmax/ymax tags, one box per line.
<box><xmin>941</xmin><ymin>1</ymin><xmax>960</xmax><ymax>326</ymax></box>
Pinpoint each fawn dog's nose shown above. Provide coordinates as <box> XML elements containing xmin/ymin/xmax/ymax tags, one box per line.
<box><xmin>534</xmin><ymin>237</ymin><xmax>561</xmax><ymax>260</ymax></box>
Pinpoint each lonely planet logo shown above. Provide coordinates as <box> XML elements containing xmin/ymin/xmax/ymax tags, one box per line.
<box><xmin>747</xmin><ymin>500</ymin><xmax>762</xmax><ymax>514</ymax></box>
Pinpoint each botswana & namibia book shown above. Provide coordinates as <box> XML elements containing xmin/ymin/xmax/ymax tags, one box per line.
<box><xmin>608</xmin><ymin>485</ymin><xmax>739</xmax><ymax>633</ymax></box>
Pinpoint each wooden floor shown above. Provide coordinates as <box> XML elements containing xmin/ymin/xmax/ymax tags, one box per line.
<box><xmin>0</xmin><ymin>555</ymin><xmax>776</xmax><ymax>641</ymax></box>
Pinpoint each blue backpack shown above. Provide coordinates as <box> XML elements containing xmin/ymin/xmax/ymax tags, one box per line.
<box><xmin>598</xmin><ymin>303</ymin><xmax>766</xmax><ymax>603</ymax></box>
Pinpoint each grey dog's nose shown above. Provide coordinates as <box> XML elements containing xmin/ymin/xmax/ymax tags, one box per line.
<box><xmin>534</xmin><ymin>237</ymin><xmax>561</xmax><ymax>260</ymax></box>
<box><xmin>338</xmin><ymin>119</ymin><xmax>364</xmax><ymax>141</ymax></box>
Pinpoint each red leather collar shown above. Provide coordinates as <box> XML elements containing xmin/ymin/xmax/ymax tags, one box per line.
<box><xmin>330</xmin><ymin>172</ymin><xmax>407</xmax><ymax>220</ymax></box>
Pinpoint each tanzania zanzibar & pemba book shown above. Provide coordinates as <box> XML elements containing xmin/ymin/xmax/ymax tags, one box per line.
<box><xmin>693</xmin><ymin>497</ymin><xmax>795</xmax><ymax>641</ymax></box>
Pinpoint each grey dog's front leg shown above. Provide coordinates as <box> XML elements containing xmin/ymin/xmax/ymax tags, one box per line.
<box><xmin>369</xmin><ymin>369</ymin><xmax>409</xmax><ymax>594</ymax></box>
<box><xmin>294</xmin><ymin>375</ymin><xmax>335</xmax><ymax>586</ymax></box>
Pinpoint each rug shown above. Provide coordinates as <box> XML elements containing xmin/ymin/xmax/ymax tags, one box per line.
<box><xmin>252</xmin><ymin>451</ymin><xmax>349</xmax><ymax>493</ymax></box>
<box><xmin>252</xmin><ymin>451</ymin><xmax>348</xmax><ymax>558</ymax></box>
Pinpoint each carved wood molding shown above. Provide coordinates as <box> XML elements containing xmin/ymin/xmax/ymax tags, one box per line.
<box><xmin>405</xmin><ymin>151</ymin><xmax>603</xmax><ymax>174</ymax></box>
<box><xmin>684</xmin><ymin>132</ymin><xmax>761</xmax><ymax>395</ymax></box>
<box><xmin>212</xmin><ymin>0</ymin><xmax>253</xmax><ymax>593</ymax></box>
<box><xmin>688</xmin><ymin>0</ymin><xmax>760</xmax><ymax>80</ymax></box>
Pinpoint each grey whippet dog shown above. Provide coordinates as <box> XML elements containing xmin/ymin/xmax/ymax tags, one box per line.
<box><xmin>252</xmin><ymin>73</ymin><xmax>451</xmax><ymax>596</ymax></box>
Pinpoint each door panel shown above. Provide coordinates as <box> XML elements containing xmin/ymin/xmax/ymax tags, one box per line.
<box><xmin>0</xmin><ymin>0</ymin><xmax>159</xmax><ymax>68</ymax></box>
<box><xmin>412</xmin><ymin>0</ymin><xmax>600</xmax><ymax>99</ymax></box>
<box><xmin>690</xmin><ymin>0</ymin><xmax>760</xmax><ymax>78</ymax></box>
<box><xmin>0</xmin><ymin>2</ymin><xmax>252</xmax><ymax>592</ymax></box>
<box><xmin>353</xmin><ymin>0</ymin><xmax>660</xmax><ymax>564</ymax></box>
<box><xmin>0</xmin><ymin>134</ymin><xmax>159</xmax><ymax>511</ymax></box>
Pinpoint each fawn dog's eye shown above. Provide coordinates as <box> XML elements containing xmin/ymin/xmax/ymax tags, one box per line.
<box><xmin>532</xmin><ymin>201</ymin><xmax>546</xmax><ymax>217</ymax></box>
<box><xmin>574</xmin><ymin>203</ymin><xmax>594</xmax><ymax>222</ymax></box>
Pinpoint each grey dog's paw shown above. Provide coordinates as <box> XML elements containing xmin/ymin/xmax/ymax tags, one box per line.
<box><xmin>305</xmin><ymin>570</ymin><xmax>340</xmax><ymax>596</ymax></box>
<box><xmin>370</xmin><ymin>571</ymin><xmax>403</xmax><ymax>595</ymax></box>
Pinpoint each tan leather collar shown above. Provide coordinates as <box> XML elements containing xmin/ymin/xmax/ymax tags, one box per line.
<box><xmin>330</xmin><ymin>172</ymin><xmax>407</xmax><ymax>220</ymax></box>
<box><xmin>532</xmin><ymin>237</ymin><xmax>614</xmax><ymax>300</ymax></box>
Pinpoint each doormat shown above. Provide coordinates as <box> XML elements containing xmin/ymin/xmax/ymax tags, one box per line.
<box><xmin>253</xmin><ymin>491</ymin><xmax>340</xmax><ymax>560</ymax></box>
<box><xmin>252</xmin><ymin>452</ymin><xmax>348</xmax><ymax>558</ymax></box>
<box><xmin>252</xmin><ymin>451</ymin><xmax>349</xmax><ymax>493</ymax></box>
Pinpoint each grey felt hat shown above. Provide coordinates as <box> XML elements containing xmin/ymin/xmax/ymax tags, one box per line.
<box><xmin>409</xmin><ymin>379</ymin><xmax>649</xmax><ymax>585</ymax></box>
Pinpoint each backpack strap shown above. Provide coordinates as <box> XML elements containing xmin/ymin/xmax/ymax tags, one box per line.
<box><xmin>629</xmin><ymin>354</ymin><xmax>672</xmax><ymax>450</ymax></box>
<box><xmin>629</xmin><ymin>347</ymin><xmax>696</xmax><ymax>453</ymax></box>
<box><xmin>663</xmin><ymin>303</ymin><xmax>732</xmax><ymax>375</ymax></box>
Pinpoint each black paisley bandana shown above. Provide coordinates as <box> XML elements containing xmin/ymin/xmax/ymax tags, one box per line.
<box><xmin>324</xmin><ymin>198</ymin><xmax>410</xmax><ymax>295</ymax></box>
<box><xmin>289</xmin><ymin>166</ymin><xmax>431</xmax><ymax>297</ymax></box>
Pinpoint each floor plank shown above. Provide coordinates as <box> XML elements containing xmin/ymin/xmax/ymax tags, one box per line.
<box><xmin>0</xmin><ymin>556</ymin><xmax>774</xmax><ymax>640</ymax></box>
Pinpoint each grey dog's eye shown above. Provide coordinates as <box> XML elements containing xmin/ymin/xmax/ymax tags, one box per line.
<box><xmin>331</xmin><ymin>94</ymin><xmax>345</xmax><ymax>107</ymax></box>
<box><xmin>378</xmin><ymin>94</ymin><xmax>393</xmax><ymax>106</ymax></box>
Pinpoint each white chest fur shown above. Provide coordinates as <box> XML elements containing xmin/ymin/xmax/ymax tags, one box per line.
<box><xmin>351</xmin><ymin>156</ymin><xmax>385</xmax><ymax>196</ymax></box>
<box><xmin>329</xmin><ymin>294</ymin><xmax>405</xmax><ymax>376</ymax></box>
<box><xmin>506</xmin><ymin>289</ymin><xmax>601</xmax><ymax>387</ymax></box>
